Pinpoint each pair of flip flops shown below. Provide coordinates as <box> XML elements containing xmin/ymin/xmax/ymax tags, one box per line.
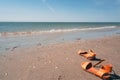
<box><xmin>77</xmin><ymin>50</ymin><xmax>112</xmax><ymax>80</ymax></box>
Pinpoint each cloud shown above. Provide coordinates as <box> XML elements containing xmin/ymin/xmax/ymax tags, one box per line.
<box><xmin>46</xmin><ymin>3</ymin><xmax>55</xmax><ymax>13</ymax></box>
<box><xmin>117</xmin><ymin>0</ymin><xmax>120</xmax><ymax>4</ymax></box>
<box><xmin>41</xmin><ymin>0</ymin><xmax>55</xmax><ymax>13</ymax></box>
<box><xmin>42</xmin><ymin>0</ymin><xmax>47</xmax><ymax>2</ymax></box>
<box><xmin>93</xmin><ymin>0</ymin><xmax>107</xmax><ymax>5</ymax></box>
<box><xmin>117</xmin><ymin>0</ymin><xmax>120</xmax><ymax>2</ymax></box>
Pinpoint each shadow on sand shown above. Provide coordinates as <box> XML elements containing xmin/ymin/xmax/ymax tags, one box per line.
<box><xmin>109</xmin><ymin>70</ymin><xmax>120</xmax><ymax>80</ymax></box>
<box><xmin>91</xmin><ymin>57</ymin><xmax>103</xmax><ymax>61</ymax></box>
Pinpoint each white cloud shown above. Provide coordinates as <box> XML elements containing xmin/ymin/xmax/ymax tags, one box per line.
<box><xmin>117</xmin><ymin>0</ymin><xmax>120</xmax><ymax>4</ymax></box>
<box><xmin>46</xmin><ymin>3</ymin><xmax>55</xmax><ymax>13</ymax></box>
<box><xmin>42</xmin><ymin>0</ymin><xmax>47</xmax><ymax>3</ymax></box>
<box><xmin>41</xmin><ymin>0</ymin><xmax>55</xmax><ymax>13</ymax></box>
<box><xmin>117</xmin><ymin>0</ymin><xmax>120</xmax><ymax>2</ymax></box>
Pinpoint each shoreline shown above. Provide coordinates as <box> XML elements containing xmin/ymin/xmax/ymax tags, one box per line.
<box><xmin>1</xmin><ymin>32</ymin><xmax>120</xmax><ymax>54</ymax></box>
<box><xmin>2</xmin><ymin>34</ymin><xmax>120</xmax><ymax>54</ymax></box>
<box><xmin>0</xmin><ymin>34</ymin><xmax>120</xmax><ymax>80</ymax></box>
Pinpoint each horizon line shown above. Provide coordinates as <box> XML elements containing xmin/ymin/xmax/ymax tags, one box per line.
<box><xmin>0</xmin><ymin>21</ymin><xmax>120</xmax><ymax>23</ymax></box>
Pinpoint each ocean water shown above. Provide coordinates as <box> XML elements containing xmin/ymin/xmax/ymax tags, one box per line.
<box><xmin>0</xmin><ymin>22</ymin><xmax>120</xmax><ymax>53</ymax></box>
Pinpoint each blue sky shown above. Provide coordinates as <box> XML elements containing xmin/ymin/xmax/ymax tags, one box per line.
<box><xmin>0</xmin><ymin>0</ymin><xmax>120</xmax><ymax>22</ymax></box>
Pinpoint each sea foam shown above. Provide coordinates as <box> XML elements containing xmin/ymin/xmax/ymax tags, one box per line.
<box><xmin>0</xmin><ymin>26</ymin><xmax>116</xmax><ymax>37</ymax></box>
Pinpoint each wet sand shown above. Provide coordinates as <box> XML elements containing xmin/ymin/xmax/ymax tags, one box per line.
<box><xmin>0</xmin><ymin>35</ymin><xmax>120</xmax><ymax>80</ymax></box>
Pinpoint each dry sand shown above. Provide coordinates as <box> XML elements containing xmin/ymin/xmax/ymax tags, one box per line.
<box><xmin>0</xmin><ymin>35</ymin><xmax>120</xmax><ymax>80</ymax></box>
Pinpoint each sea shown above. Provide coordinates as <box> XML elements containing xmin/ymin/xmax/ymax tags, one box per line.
<box><xmin>0</xmin><ymin>22</ymin><xmax>120</xmax><ymax>53</ymax></box>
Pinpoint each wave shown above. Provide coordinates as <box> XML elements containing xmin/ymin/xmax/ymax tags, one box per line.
<box><xmin>0</xmin><ymin>26</ymin><xmax>116</xmax><ymax>37</ymax></box>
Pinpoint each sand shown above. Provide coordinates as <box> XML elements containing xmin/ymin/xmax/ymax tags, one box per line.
<box><xmin>0</xmin><ymin>35</ymin><xmax>120</xmax><ymax>80</ymax></box>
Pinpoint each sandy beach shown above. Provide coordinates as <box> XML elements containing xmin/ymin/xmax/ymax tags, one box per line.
<box><xmin>0</xmin><ymin>35</ymin><xmax>120</xmax><ymax>80</ymax></box>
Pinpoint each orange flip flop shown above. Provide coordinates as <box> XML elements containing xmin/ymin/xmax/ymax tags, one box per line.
<box><xmin>81</xmin><ymin>61</ymin><xmax>112</xmax><ymax>80</ymax></box>
<box><xmin>77</xmin><ymin>50</ymin><xmax>96</xmax><ymax>60</ymax></box>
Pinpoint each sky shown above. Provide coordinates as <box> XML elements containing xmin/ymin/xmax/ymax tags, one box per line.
<box><xmin>0</xmin><ymin>0</ymin><xmax>120</xmax><ymax>22</ymax></box>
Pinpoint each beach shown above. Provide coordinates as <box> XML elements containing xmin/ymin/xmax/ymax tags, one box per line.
<box><xmin>0</xmin><ymin>34</ymin><xmax>120</xmax><ymax>80</ymax></box>
<box><xmin>1</xmin><ymin>0</ymin><xmax>120</xmax><ymax>79</ymax></box>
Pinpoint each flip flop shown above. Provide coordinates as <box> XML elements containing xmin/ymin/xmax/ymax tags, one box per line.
<box><xmin>81</xmin><ymin>61</ymin><xmax>112</xmax><ymax>80</ymax></box>
<box><xmin>77</xmin><ymin>49</ymin><xmax>96</xmax><ymax>60</ymax></box>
